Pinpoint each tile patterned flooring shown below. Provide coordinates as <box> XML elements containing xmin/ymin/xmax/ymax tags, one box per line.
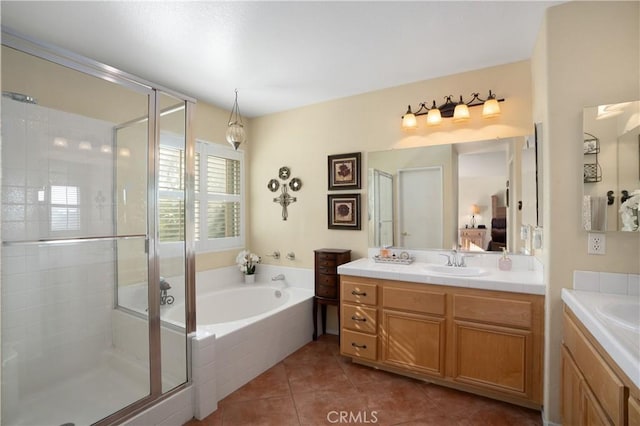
<box><xmin>185</xmin><ymin>335</ymin><xmax>542</xmax><ymax>426</ymax></box>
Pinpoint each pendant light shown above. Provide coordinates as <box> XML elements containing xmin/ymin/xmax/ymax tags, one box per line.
<box><xmin>226</xmin><ymin>89</ymin><xmax>246</xmax><ymax>150</ymax></box>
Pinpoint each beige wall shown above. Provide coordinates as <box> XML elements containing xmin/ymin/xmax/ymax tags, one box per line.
<box><xmin>249</xmin><ymin>60</ymin><xmax>533</xmax><ymax>267</ymax></box>
<box><xmin>532</xmin><ymin>2</ymin><xmax>640</xmax><ymax>424</ymax></box>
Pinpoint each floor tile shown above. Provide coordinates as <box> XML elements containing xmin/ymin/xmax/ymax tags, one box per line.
<box><xmin>185</xmin><ymin>335</ymin><xmax>542</xmax><ymax>426</ymax></box>
<box><xmin>219</xmin><ymin>363</ymin><xmax>290</xmax><ymax>406</ymax></box>
<box><xmin>220</xmin><ymin>395</ymin><xmax>300</xmax><ymax>426</ymax></box>
<box><xmin>292</xmin><ymin>387</ymin><xmax>370</xmax><ymax>425</ymax></box>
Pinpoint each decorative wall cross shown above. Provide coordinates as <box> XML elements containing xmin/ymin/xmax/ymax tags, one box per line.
<box><xmin>267</xmin><ymin>166</ymin><xmax>302</xmax><ymax>221</ymax></box>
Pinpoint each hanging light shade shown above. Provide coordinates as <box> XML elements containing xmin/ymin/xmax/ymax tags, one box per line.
<box><xmin>482</xmin><ymin>90</ymin><xmax>501</xmax><ymax>118</ymax></box>
<box><xmin>401</xmin><ymin>105</ymin><xmax>417</xmax><ymax>129</ymax></box>
<box><xmin>453</xmin><ymin>95</ymin><xmax>470</xmax><ymax>122</ymax></box>
<box><xmin>226</xmin><ymin>89</ymin><xmax>246</xmax><ymax>150</ymax></box>
<box><xmin>426</xmin><ymin>101</ymin><xmax>442</xmax><ymax>126</ymax></box>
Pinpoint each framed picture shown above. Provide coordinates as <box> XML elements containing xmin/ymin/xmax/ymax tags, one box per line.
<box><xmin>328</xmin><ymin>152</ymin><xmax>361</xmax><ymax>190</ymax></box>
<box><xmin>328</xmin><ymin>194</ymin><xmax>361</xmax><ymax>230</ymax></box>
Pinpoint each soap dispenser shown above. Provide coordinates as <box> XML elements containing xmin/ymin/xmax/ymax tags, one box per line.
<box><xmin>498</xmin><ymin>248</ymin><xmax>512</xmax><ymax>271</ymax></box>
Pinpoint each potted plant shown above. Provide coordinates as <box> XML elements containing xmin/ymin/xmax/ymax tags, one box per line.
<box><xmin>236</xmin><ymin>249</ymin><xmax>261</xmax><ymax>283</ymax></box>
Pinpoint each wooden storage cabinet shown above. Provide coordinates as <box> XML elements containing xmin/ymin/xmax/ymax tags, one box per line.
<box><xmin>381</xmin><ymin>284</ymin><xmax>446</xmax><ymax>376</ymax></box>
<box><xmin>340</xmin><ymin>276</ymin><xmax>378</xmax><ymax>362</ymax></box>
<box><xmin>313</xmin><ymin>249</ymin><xmax>350</xmax><ymax>340</ymax></box>
<box><xmin>451</xmin><ymin>293</ymin><xmax>539</xmax><ymax>401</ymax></box>
<box><xmin>459</xmin><ymin>228</ymin><xmax>486</xmax><ymax>250</ymax></box>
<box><xmin>339</xmin><ymin>275</ymin><xmax>544</xmax><ymax>409</ymax></box>
<box><xmin>562</xmin><ymin>306</ymin><xmax>639</xmax><ymax>426</ymax></box>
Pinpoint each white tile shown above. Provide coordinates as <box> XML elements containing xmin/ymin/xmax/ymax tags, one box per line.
<box><xmin>599</xmin><ymin>272</ymin><xmax>629</xmax><ymax>295</ymax></box>
<box><xmin>573</xmin><ymin>270</ymin><xmax>599</xmax><ymax>292</ymax></box>
<box><xmin>628</xmin><ymin>274</ymin><xmax>640</xmax><ymax>297</ymax></box>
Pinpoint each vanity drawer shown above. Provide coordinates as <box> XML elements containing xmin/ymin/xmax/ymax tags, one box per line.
<box><xmin>563</xmin><ymin>311</ymin><xmax>625</xmax><ymax>425</ymax></box>
<box><xmin>342</xmin><ymin>303</ymin><xmax>377</xmax><ymax>334</ymax></box>
<box><xmin>341</xmin><ymin>329</ymin><xmax>377</xmax><ymax>361</ymax></box>
<box><xmin>383</xmin><ymin>285</ymin><xmax>445</xmax><ymax>316</ymax></box>
<box><xmin>453</xmin><ymin>294</ymin><xmax>532</xmax><ymax>329</ymax></box>
<box><xmin>341</xmin><ymin>279</ymin><xmax>378</xmax><ymax>306</ymax></box>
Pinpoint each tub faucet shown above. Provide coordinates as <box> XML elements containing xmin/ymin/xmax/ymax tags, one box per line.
<box><xmin>271</xmin><ymin>274</ymin><xmax>285</xmax><ymax>281</ymax></box>
<box><xmin>160</xmin><ymin>277</ymin><xmax>174</xmax><ymax>305</ymax></box>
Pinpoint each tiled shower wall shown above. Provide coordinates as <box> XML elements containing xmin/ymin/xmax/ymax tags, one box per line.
<box><xmin>1</xmin><ymin>99</ymin><xmax>117</xmax><ymax>396</ymax></box>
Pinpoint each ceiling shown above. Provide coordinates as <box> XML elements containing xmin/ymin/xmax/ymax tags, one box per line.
<box><xmin>1</xmin><ymin>1</ymin><xmax>562</xmax><ymax>117</ymax></box>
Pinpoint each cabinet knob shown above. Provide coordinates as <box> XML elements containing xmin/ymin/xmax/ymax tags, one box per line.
<box><xmin>351</xmin><ymin>342</ymin><xmax>367</xmax><ymax>349</ymax></box>
<box><xmin>351</xmin><ymin>290</ymin><xmax>367</xmax><ymax>296</ymax></box>
<box><xmin>351</xmin><ymin>315</ymin><xmax>367</xmax><ymax>322</ymax></box>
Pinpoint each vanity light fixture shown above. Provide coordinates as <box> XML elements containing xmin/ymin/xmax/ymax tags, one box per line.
<box><xmin>226</xmin><ymin>89</ymin><xmax>246</xmax><ymax>150</ymax></box>
<box><xmin>401</xmin><ymin>90</ymin><xmax>504</xmax><ymax>129</ymax></box>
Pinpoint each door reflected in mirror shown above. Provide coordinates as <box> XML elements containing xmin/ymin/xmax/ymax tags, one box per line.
<box><xmin>367</xmin><ymin>136</ymin><xmax>540</xmax><ymax>255</ymax></box>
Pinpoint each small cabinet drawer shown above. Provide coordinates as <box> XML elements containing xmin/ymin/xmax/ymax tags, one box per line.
<box><xmin>317</xmin><ymin>258</ymin><xmax>337</xmax><ymax>268</ymax></box>
<box><xmin>383</xmin><ymin>285</ymin><xmax>445</xmax><ymax>316</ymax></box>
<box><xmin>317</xmin><ymin>274</ymin><xmax>337</xmax><ymax>286</ymax></box>
<box><xmin>341</xmin><ymin>329</ymin><xmax>377</xmax><ymax>361</ymax></box>
<box><xmin>316</xmin><ymin>283</ymin><xmax>337</xmax><ymax>299</ymax></box>
<box><xmin>342</xmin><ymin>279</ymin><xmax>377</xmax><ymax>306</ymax></box>
<box><xmin>453</xmin><ymin>294</ymin><xmax>532</xmax><ymax>329</ymax></box>
<box><xmin>343</xmin><ymin>303</ymin><xmax>377</xmax><ymax>334</ymax></box>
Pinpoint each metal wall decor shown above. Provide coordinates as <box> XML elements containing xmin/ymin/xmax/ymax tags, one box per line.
<box><xmin>267</xmin><ymin>166</ymin><xmax>302</xmax><ymax>220</ymax></box>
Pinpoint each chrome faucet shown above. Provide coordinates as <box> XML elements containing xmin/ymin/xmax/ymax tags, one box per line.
<box><xmin>271</xmin><ymin>273</ymin><xmax>285</xmax><ymax>281</ymax></box>
<box><xmin>159</xmin><ymin>277</ymin><xmax>174</xmax><ymax>305</ymax></box>
<box><xmin>440</xmin><ymin>249</ymin><xmax>466</xmax><ymax>267</ymax></box>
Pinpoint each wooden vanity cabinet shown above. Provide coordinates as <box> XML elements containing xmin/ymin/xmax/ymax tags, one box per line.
<box><xmin>562</xmin><ymin>305</ymin><xmax>639</xmax><ymax>426</ymax></box>
<box><xmin>340</xmin><ymin>276</ymin><xmax>378</xmax><ymax>361</ymax></box>
<box><xmin>339</xmin><ymin>275</ymin><xmax>544</xmax><ymax>409</ymax></box>
<box><xmin>381</xmin><ymin>283</ymin><xmax>447</xmax><ymax>377</ymax></box>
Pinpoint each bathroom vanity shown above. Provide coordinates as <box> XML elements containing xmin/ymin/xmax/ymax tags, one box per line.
<box><xmin>338</xmin><ymin>256</ymin><xmax>545</xmax><ymax>409</ymax></box>
<box><xmin>561</xmin><ymin>289</ymin><xmax>640</xmax><ymax>425</ymax></box>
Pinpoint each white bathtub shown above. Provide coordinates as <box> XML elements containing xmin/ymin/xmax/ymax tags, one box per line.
<box><xmin>115</xmin><ymin>265</ymin><xmax>315</xmax><ymax>421</ymax></box>
<box><xmin>163</xmin><ymin>283</ymin><xmax>312</xmax><ymax>338</ymax></box>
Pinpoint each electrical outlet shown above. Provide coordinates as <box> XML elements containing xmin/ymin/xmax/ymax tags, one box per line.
<box><xmin>588</xmin><ymin>233</ymin><xmax>606</xmax><ymax>255</ymax></box>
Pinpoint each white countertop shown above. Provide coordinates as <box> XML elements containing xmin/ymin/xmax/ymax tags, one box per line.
<box><xmin>337</xmin><ymin>257</ymin><xmax>545</xmax><ymax>295</ymax></box>
<box><xmin>562</xmin><ymin>288</ymin><xmax>640</xmax><ymax>389</ymax></box>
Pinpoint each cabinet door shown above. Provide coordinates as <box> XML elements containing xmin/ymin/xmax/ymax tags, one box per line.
<box><xmin>381</xmin><ymin>309</ymin><xmax>445</xmax><ymax>377</ymax></box>
<box><xmin>452</xmin><ymin>320</ymin><xmax>531</xmax><ymax>398</ymax></box>
<box><xmin>628</xmin><ymin>396</ymin><xmax>640</xmax><ymax>426</ymax></box>
<box><xmin>582</xmin><ymin>382</ymin><xmax>613</xmax><ymax>426</ymax></box>
<box><xmin>562</xmin><ymin>346</ymin><xmax>585</xmax><ymax>426</ymax></box>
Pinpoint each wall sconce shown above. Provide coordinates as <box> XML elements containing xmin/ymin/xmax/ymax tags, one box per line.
<box><xmin>401</xmin><ymin>90</ymin><xmax>504</xmax><ymax>129</ymax></box>
<box><xmin>226</xmin><ymin>89</ymin><xmax>246</xmax><ymax>150</ymax></box>
<box><xmin>470</xmin><ymin>204</ymin><xmax>480</xmax><ymax>228</ymax></box>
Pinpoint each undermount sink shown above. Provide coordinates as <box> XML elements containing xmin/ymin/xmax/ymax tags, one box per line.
<box><xmin>597</xmin><ymin>302</ymin><xmax>640</xmax><ymax>332</ymax></box>
<box><xmin>424</xmin><ymin>264</ymin><xmax>488</xmax><ymax>277</ymax></box>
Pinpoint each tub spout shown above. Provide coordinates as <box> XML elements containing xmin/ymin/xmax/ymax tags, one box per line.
<box><xmin>271</xmin><ymin>274</ymin><xmax>285</xmax><ymax>281</ymax></box>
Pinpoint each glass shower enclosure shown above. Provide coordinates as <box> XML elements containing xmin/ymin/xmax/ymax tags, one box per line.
<box><xmin>1</xmin><ymin>32</ymin><xmax>194</xmax><ymax>425</ymax></box>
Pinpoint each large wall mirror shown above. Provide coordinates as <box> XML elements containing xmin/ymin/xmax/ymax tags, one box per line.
<box><xmin>368</xmin><ymin>136</ymin><xmax>540</xmax><ymax>255</ymax></box>
<box><xmin>582</xmin><ymin>100</ymin><xmax>640</xmax><ymax>232</ymax></box>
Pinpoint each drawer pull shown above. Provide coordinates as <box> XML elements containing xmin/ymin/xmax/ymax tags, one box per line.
<box><xmin>351</xmin><ymin>290</ymin><xmax>367</xmax><ymax>296</ymax></box>
<box><xmin>351</xmin><ymin>342</ymin><xmax>367</xmax><ymax>349</ymax></box>
<box><xmin>351</xmin><ymin>315</ymin><xmax>367</xmax><ymax>322</ymax></box>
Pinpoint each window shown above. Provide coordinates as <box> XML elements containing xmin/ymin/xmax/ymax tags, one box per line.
<box><xmin>158</xmin><ymin>134</ymin><xmax>244</xmax><ymax>252</ymax></box>
<box><xmin>196</xmin><ymin>141</ymin><xmax>244</xmax><ymax>251</ymax></box>
<box><xmin>50</xmin><ymin>185</ymin><xmax>80</xmax><ymax>232</ymax></box>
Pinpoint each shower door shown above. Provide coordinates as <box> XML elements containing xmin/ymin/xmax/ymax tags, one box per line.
<box><xmin>1</xmin><ymin>38</ymin><xmax>192</xmax><ymax>425</ymax></box>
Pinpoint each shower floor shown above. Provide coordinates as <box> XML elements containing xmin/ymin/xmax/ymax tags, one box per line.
<box><xmin>10</xmin><ymin>351</ymin><xmax>149</xmax><ymax>426</ymax></box>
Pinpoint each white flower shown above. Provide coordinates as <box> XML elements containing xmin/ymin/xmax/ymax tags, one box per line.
<box><xmin>619</xmin><ymin>189</ymin><xmax>640</xmax><ymax>232</ymax></box>
<box><xmin>236</xmin><ymin>249</ymin><xmax>261</xmax><ymax>275</ymax></box>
